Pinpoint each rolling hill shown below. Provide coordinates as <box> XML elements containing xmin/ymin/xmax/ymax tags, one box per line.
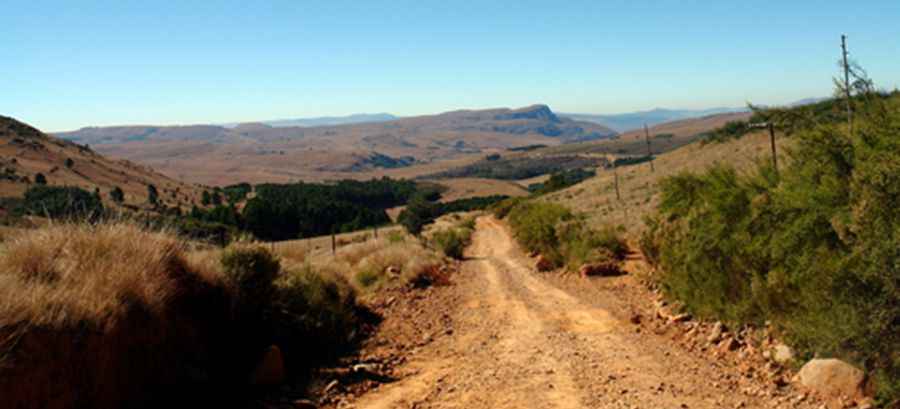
<box><xmin>56</xmin><ymin>105</ymin><xmax>617</xmax><ymax>185</ymax></box>
<box><xmin>0</xmin><ymin>116</ymin><xmax>205</xmax><ymax>211</ymax></box>
<box><xmin>560</xmin><ymin>107</ymin><xmax>747</xmax><ymax>132</ymax></box>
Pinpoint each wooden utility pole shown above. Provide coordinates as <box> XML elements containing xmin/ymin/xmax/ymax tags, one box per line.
<box><xmin>841</xmin><ymin>34</ymin><xmax>853</xmax><ymax>135</ymax></box>
<box><xmin>644</xmin><ymin>123</ymin><xmax>655</xmax><ymax>172</ymax></box>
<box><xmin>613</xmin><ymin>161</ymin><xmax>620</xmax><ymax>200</ymax></box>
<box><xmin>768</xmin><ymin>123</ymin><xmax>779</xmax><ymax>178</ymax></box>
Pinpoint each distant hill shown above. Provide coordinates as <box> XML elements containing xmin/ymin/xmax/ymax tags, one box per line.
<box><xmin>221</xmin><ymin>113</ymin><xmax>398</xmax><ymax>128</ymax></box>
<box><xmin>56</xmin><ymin>105</ymin><xmax>616</xmax><ymax>185</ymax></box>
<box><xmin>560</xmin><ymin>107</ymin><xmax>748</xmax><ymax>132</ymax></box>
<box><xmin>0</xmin><ymin>116</ymin><xmax>204</xmax><ymax>210</ymax></box>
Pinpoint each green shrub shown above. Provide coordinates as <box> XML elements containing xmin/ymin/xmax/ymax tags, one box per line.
<box><xmin>354</xmin><ymin>268</ymin><xmax>382</xmax><ymax>288</ymax></box>
<box><xmin>220</xmin><ymin>245</ymin><xmax>280</xmax><ymax>301</ymax></box>
<box><xmin>431</xmin><ymin>228</ymin><xmax>472</xmax><ymax>260</ymax></box>
<box><xmin>557</xmin><ymin>222</ymin><xmax>627</xmax><ymax>270</ymax></box>
<box><xmin>489</xmin><ymin>196</ymin><xmax>525</xmax><ymax>219</ymax></box>
<box><xmin>506</xmin><ymin>202</ymin><xmax>572</xmax><ymax>265</ymax></box>
<box><xmin>500</xmin><ymin>200</ymin><xmax>626</xmax><ymax>270</ymax></box>
<box><xmin>643</xmin><ymin>92</ymin><xmax>900</xmax><ymax>404</ymax></box>
<box><xmin>22</xmin><ymin>185</ymin><xmax>103</xmax><ymax>220</ymax></box>
<box><xmin>272</xmin><ymin>265</ymin><xmax>358</xmax><ymax>366</ymax></box>
<box><xmin>386</xmin><ymin>230</ymin><xmax>406</xmax><ymax>244</ymax></box>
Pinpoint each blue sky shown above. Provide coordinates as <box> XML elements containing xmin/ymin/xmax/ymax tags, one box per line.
<box><xmin>3</xmin><ymin>1</ymin><xmax>899</xmax><ymax>132</ymax></box>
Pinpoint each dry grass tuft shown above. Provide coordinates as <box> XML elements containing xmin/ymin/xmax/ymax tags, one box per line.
<box><xmin>328</xmin><ymin>238</ymin><xmax>443</xmax><ymax>290</ymax></box>
<box><xmin>0</xmin><ymin>222</ymin><xmax>223</xmax><ymax>329</ymax></box>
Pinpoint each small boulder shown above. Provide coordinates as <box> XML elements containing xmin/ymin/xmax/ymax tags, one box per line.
<box><xmin>386</xmin><ymin>265</ymin><xmax>401</xmax><ymax>276</ymax></box>
<box><xmin>535</xmin><ymin>255</ymin><xmax>554</xmax><ymax>272</ymax></box>
<box><xmin>707</xmin><ymin>321</ymin><xmax>726</xmax><ymax>344</ymax></box>
<box><xmin>772</xmin><ymin>344</ymin><xmax>795</xmax><ymax>364</ymax></box>
<box><xmin>249</xmin><ymin>345</ymin><xmax>286</xmax><ymax>385</ymax></box>
<box><xmin>796</xmin><ymin>358</ymin><xmax>865</xmax><ymax>399</ymax></box>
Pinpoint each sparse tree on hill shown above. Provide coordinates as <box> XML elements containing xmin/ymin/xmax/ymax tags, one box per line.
<box><xmin>64</xmin><ymin>158</ymin><xmax>74</xmax><ymax>168</ymax></box>
<box><xmin>201</xmin><ymin>190</ymin><xmax>211</xmax><ymax>206</ymax></box>
<box><xmin>34</xmin><ymin>173</ymin><xmax>47</xmax><ymax>185</ymax></box>
<box><xmin>147</xmin><ymin>184</ymin><xmax>159</xmax><ymax>206</ymax></box>
<box><xmin>110</xmin><ymin>186</ymin><xmax>125</xmax><ymax>204</ymax></box>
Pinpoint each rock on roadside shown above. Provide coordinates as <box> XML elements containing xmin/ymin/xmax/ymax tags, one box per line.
<box><xmin>796</xmin><ymin>358</ymin><xmax>865</xmax><ymax>400</ymax></box>
<box><xmin>250</xmin><ymin>345</ymin><xmax>286</xmax><ymax>385</ymax></box>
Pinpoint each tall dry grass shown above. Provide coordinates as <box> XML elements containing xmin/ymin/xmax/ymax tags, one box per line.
<box><xmin>0</xmin><ymin>222</ymin><xmax>224</xmax><ymax>329</ymax></box>
<box><xmin>327</xmin><ymin>237</ymin><xmax>443</xmax><ymax>290</ymax></box>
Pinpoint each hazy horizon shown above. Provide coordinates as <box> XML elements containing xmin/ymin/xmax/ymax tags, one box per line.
<box><xmin>4</xmin><ymin>0</ymin><xmax>899</xmax><ymax>132</ymax></box>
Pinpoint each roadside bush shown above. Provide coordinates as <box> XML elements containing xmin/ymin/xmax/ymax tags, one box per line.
<box><xmin>557</xmin><ymin>222</ymin><xmax>627</xmax><ymax>270</ymax></box>
<box><xmin>489</xmin><ymin>196</ymin><xmax>525</xmax><ymax>219</ymax></box>
<box><xmin>506</xmin><ymin>202</ymin><xmax>572</xmax><ymax>265</ymax></box>
<box><xmin>643</xmin><ymin>92</ymin><xmax>900</xmax><ymax>404</ymax></box>
<box><xmin>220</xmin><ymin>244</ymin><xmax>280</xmax><ymax>302</ymax></box>
<box><xmin>431</xmin><ymin>227</ymin><xmax>473</xmax><ymax>260</ymax></box>
<box><xmin>503</xmin><ymin>201</ymin><xmax>625</xmax><ymax>270</ymax></box>
<box><xmin>334</xmin><ymin>238</ymin><xmax>443</xmax><ymax>290</ymax></box>
<box><xmin>271</xmin><ymin>265</ymin><xmax>359</xmax><ymax>368</ymax></box>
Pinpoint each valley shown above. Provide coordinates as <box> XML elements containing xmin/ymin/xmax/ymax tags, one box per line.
<box><xmin>56</xmin><ymin>105</ymin><xmax>616</xmax><ymax>185</ymax></box>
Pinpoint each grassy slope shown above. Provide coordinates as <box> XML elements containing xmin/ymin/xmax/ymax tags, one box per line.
<box><xmin>544</xmin><ymin>129</ymin><xmax>784</xmax><ymax>239</ymax></box>
<box><xmin>0</xmin><ymin>116</ymin><xmax>205</xmax><ymax>210</ymax></box>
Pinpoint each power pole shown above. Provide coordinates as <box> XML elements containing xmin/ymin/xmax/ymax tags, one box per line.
<box><xmin>613</xmin><ymin>159</ymin><xmax>620</xmax><ymax>201</ymax></box>
<box><xmin>644</xmin><ymin>123</ymin><xmax>655</xmax><ymax>172</ymax></box>
<box><xmin>841</xmin><ymin>34</ymin><xmax>853</xmax><ymax>135</ymax></box>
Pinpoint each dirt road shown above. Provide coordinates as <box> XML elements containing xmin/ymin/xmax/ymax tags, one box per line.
<box><xmin>348</xmin><ymin>217</ymin><xmax>813</xmax><ymax>409</ymax></box>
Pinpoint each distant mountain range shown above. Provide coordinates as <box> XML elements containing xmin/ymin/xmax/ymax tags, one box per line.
<box><xmin>56</xmin><ymin>104</ymin><xmax>616</xmax><ymax>185</ymax></box>
<box><xmin>560</xmin><ymin>97</ymin><xmax>827</xmax><ymax>133</ymax></box>
<box><xmin>559</xmin><ymin>107</ymin><xmax>748</xmax><ymax>133</ymax></box>
<box><xmin>221</xmin><ymin>113</ymin><xmax>398</xmax><ymax>128</ymax></box>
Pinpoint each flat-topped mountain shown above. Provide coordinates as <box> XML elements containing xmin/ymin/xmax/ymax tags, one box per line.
<box><xmin>56</xmin><ymin>105</ymin><xmax>616</xmax><ymax>185</ymax></box>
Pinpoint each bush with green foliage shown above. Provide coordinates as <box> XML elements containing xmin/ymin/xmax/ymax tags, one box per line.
<box><xmin>506</xmin><ymin>201</ymin><xmax>572</xmax><ymax>265</ymax></box>
<box><xmin>528</xmin><ymin>168</ymin><xmax>596</xmax><ymax>195</ymax></box>
<box><xmin>33</xmin><ymin>173</ymin><xmax>46</xmax><ymax>185</ymax></box>
<box><xmin>502</xmin><ymin>201</ymin><xmax>626</xmax><ymax>270</ymax></box>
<box><xmin>147</xmin><ymin>184</ymin><xmax>159</xmax><ymax>205</ymax></box>
<box><xmin>431</xmin><ymin>227</ymin><xmax>473</xmax><ymax>260</ymax></box>
<box><xmin>220</xmin><ymin>245</ymin><xmax>280</xmax><ymax>302</ymax></box>
<box><xmin>21</xmin><ymin>185</ymin><xmax>103</xmax><ymax>220</ymax></box>
<box><xmin>489</xmin><ymin>196</ymin><xmax>526</xmax><ymax>219</ymax></box>
<box><xmin>271</xmin><ymin>264</ymin><xmax>359</xmax><ymax>367</ymax></box>
<box><xmin>110</xmin><ymin>186</ymin><xmax>125</xmax><ymax>203</ymax></box>
<box><xmin>642</xmin><ymin>92</ymin><xmax>900</xmax><ymax>404</ymax></box>
<box><xmin>399</xmin><ymin>194</ymin><xmax>508</xmax><ymax>236</ymax></box>
<box><xmin>219</xmin><ymin>245</ymin><xmax>360</xmax><ymax>371</ymax></box>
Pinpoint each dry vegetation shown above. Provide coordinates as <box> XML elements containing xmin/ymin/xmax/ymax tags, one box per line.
<box><xmin>543</xmin><ymin>129</ymin><xmax>785</xmax><ymax>238</ymax></box>
<box><xmin>0</xmin><ymin>222</ymin><xmax>237</xmax><ymax>409</ymax></box>
<box><xmin>58</xmin><ymin>105</ymin><xmax>614</xmax><ymax>185</ymax></box>
<box><xmin>0</xmin><ymin>116</ymin><xmax>205</xmax><ymax>211</ymax></box>
<box><xmin>0</xmin><ymin>223</ymin><xmax>222</xmax><ymax>329</ymax></box>
<box><xmin>0</xmin><ymin>219</ymin><xmax>450</xmax><ymax>409</ymax></box>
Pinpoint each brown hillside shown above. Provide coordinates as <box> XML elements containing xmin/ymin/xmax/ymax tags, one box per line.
<box><xmin>56</xmin><ymin>105</ymin><xmax>616</xmax><ymax>185</ymax></box>
<box><xmin>0</xmin><ymin>116</ymin><xmax>205</xmax><ymax>210</ymax></box>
